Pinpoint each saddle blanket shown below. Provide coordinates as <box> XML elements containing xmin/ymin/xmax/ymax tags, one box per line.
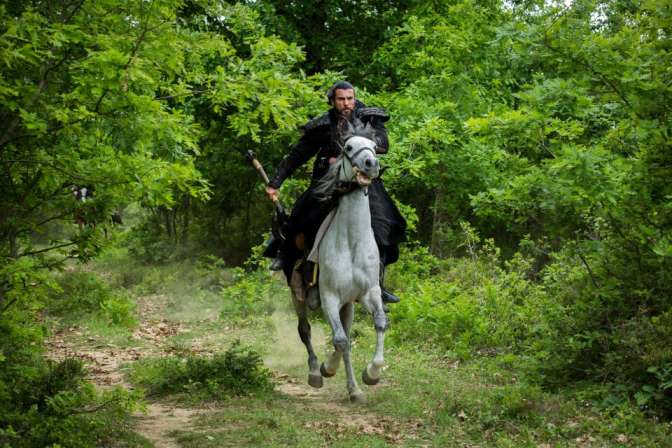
<box><xmin>307</xmin><ymin>209</ymin><xmax>337</xmax><ymax>263</ymax></box>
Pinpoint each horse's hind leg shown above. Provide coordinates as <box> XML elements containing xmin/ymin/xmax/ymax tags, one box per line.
<box><xmin>292</xmin><ymin>292</ymin><xmax>322</xmax><ymax>388</ymax></box>
<box><xmin>362</xmin><ymin>285</ymin><xmax>387</xmax><ymax>386</ymax></box>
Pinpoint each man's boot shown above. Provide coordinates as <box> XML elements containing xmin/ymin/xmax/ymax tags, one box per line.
<box><xmin>380</xmin><ymin>262</ymin><xmax>400</xmax><ymax>304</ymax></box>
<box><xmin>263</xmin><ymin>233</ymin><xmax>285</xmax><ymax>271</ymax></box>
<box><xmin>269</xmin><ymin>254</ymin><xmax>284</xmax><ymax>271</ymax></box>
<box><xmin>381</xmin><ymin>287</ymin><xmax>400</xmax><ymax>304</ymax></box>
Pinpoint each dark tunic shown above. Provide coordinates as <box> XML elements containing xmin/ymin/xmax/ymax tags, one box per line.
<box><xmin>269</xmin><ymin>101</ymin><xmax>407</xmax><ymax>277</ymax></box>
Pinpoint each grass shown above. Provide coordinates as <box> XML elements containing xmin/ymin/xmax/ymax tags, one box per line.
<box><xmin>168</xmin><ymin>347</ymin><xmax>672</xmax><ymax>447</ymax></box>
<box><xmin>43</xmin><ymin>248</ymin><xmax>672</xmax><ymax>447</ymax></box>
<box><xmin>170</xmin><ymin>393</ymin><xmax>410</xmax><ymax>448</ymax></box>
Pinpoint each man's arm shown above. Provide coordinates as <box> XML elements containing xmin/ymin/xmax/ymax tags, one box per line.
<box><xmin>370</xmin><ymin>116</ymin><xmax>389</xmax><ymax>154</ymax></box>
<box><xmin>267</xmin><ymin>126</ymin><xmax>324</xmax><ymax>190</ymax></box>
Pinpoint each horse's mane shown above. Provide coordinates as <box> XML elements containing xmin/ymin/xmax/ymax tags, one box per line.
<box><xmin>314</xmin><ymin>157</ymin><xmax>342</xmax><ymax>202</ymax></box>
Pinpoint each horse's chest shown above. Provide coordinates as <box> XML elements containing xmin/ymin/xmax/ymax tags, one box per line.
<box><xmin>331</xmin><ymin>251</ymin><xmax>377</xmax><ymax>291</ymax></box>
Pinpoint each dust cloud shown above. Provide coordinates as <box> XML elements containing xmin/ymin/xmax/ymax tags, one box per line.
<box><xmin>264</xmin><ymin>308</ymin><xmax>327</xmax><ymax>371</ymax></box>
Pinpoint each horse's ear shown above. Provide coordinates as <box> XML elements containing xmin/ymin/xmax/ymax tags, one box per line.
<box><xmin>337</xmin><ymin>117</ymin><xmax>356</xmax><ymax>144</ymax></box>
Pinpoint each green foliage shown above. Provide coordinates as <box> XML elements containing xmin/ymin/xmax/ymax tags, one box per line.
<box><xmin>2</xmin><ymin>0</ymin><xmax>671</xmax><ymax>433</ymax></box>
<box><xmin>388</xmin><ymin>239</ymin><xmax>548</xmax><ymax>361</ymax></box>
<box><xmin>129</xmin><ymin>341</ymin><xmax>273</xmax><ymax>399</ymax></box>
<box><xmin>250</xmin><ymin>0</ymin><xmax>417</xmax><ymax>86</ymax></box>
<box><xmin>390</xmin><ymin>230</ymin><xmax>672</xmax><ymax>415</ymax></box>
<box><xmin>0</xmin><ymin>355</ymin><xmax>141</xmax><ymax>448</ymax></box>
<box><xmin>48</xmin><ymin>269</ymin><xmax>137</xmax><ymax>328</ymax></box>
<box><xmin>220</xmin><ymin>268</ymin><xmax>281</xmax><ymax>319</ymax></box>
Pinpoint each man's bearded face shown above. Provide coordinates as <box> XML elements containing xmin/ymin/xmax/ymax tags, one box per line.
<box><xmin>333</xmin><ymin>88</ymin><xmax>355</xmax><ymax>116</ymax></box>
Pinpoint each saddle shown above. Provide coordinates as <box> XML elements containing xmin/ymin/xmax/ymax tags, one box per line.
<box><xmin>291</xmin><ymin>256</ymin><xmax>320</xmax><ymax>311</ymax></box>
<box><xmin>291</xmin><ymin>209</ymin><xmax>337</xmax><ymax>311</ymax></box>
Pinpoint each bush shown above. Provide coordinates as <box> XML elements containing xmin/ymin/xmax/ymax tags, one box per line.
<box><xmin>129</xmin><ymin>341</ymin><xmax>273</xmax><ymax>400</ymax></box>
<box><xmin>220</xmin><ymin>268</ymin><xmax>280</xmax><ymax>319</ymax></box>
<box><xmin>47</xmin><ymin>270</ymin><xmax>137</xmax><ymax>328</ymax></box>
<box><xmin>388</xmin><ymin>243</ymin><xmax>549</xmax><ymax>360</ymax></box>
<box><xmin>389</xmin><ymin>237</ymin><xmax>672</xmax><ymax>416</ymax></box>
<box><xmin>0</xmin><ymin>259</ymin><xmax>141</xmax><ymax>447</ymax></box>
<box><xmin>0</xmin><ymin>354</ymin><xmax>140</xmax><ymax>448</ymax></box>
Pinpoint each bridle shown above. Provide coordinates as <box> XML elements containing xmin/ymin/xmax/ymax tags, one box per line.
<box><xmin>335</xmin><ymin>136</ymin><xmax>378</xmax><ymax>193</ymax></box>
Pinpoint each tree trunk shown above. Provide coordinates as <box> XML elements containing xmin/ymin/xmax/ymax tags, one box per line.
<box><xmin>430</xmin><ymin>187</ymin><xmax>447</xmax><ymax>258</ymax></box>
<box><xmin>181</xmin><ymin>195</ymin><xmax>190</xmax><ymax>243</ymax></box>
<box><xmin>9</xmin><ymin>229</ymin><xmax>18</xmax><ymax>258</ymax></box>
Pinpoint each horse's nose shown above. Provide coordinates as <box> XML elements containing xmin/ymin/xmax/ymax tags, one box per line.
<box><xmin>364</xmin><ymin>158</ymin><xmax>379</xmax><ymax>177</ymax></box>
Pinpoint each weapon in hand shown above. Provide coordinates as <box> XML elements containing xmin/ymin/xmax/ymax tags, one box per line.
<box><xmin>245</xmin><ymin>150</ymin><xmax>288</xmax><ymax>242</ymax></box>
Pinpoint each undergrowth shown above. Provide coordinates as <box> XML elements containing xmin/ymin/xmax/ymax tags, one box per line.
<box><xmin>47</xmin><ymin>269</ymin><xmax>137</xmax><ymax>329</ymax></box>
<box><xmin>0</xmin><ymin>257</ymin><xmax>143</xmax><ymax>447</ymax></box>
<box><xmin>129</xmin><ymin>341</ymin><xmax>273</xmax><ymax>400</ymax></box>
<box><xmin>386</xmin><ymin>234</ymin><xmax>672</xmax><ymax>419</ymax></box>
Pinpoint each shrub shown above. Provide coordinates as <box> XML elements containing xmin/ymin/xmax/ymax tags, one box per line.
<box><xmin>129</xmin><ymin>341</ymin><xmax>273</xmax><ymax>400</ymax></box>
<box><xmin>0</xmin><ymin>356</ymin><xmax>140</xmax><ymax>448</ymax></box>
<box><xmin>388</xmin><ymin>243</ymin><xmax>550</xmax><ymax>360</ymax></box>
<box><xmin>220</xmin><ymin>268</ymin><xmax>280</xmax><ymax>319</ymax></box>
<box><xmin>47</xmin><ymin>270</ymin><xmax>137</xmax><ymax>328</ymax></box>
<box><xmin>389</xmin><ymin>236</ymin><xmax>672</xmax><ymax>416</ymax></box>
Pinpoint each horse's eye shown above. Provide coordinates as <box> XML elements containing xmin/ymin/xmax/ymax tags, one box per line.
<box><xmin>345</xmin><ymin>145</ymin><xmax>352</xmax><ymax>152</ymax></box>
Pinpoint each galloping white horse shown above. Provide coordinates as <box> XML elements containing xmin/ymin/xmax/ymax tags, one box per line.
<box><xmin>290</xmin><ymin>122</ymin><xmax>387</xmax><ymax>402</ymax></box>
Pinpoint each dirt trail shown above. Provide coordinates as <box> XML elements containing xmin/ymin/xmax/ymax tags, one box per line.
<box><xmin>46</xmin><ymin>294</ymin><xmax>212</xmax><ymax>446</ymax></box>
<box><xmin>46</xmin><ymin>293</ymin><xmax>409</xmax><ymax>446</ymax></box>
<box><xmin>264</xmin><ymin>310</ymin><xmax>410</xmax><ymax>444</ymax></box>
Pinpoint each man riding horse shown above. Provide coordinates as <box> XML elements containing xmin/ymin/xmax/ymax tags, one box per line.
<box><xmin>265</xmin><ymin>81</ymin><xmax>406</xmax><ymax>305</ymax></box>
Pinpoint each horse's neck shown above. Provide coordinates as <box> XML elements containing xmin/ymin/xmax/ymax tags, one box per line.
<box><xmin>333</xmin><ymin>189</ymin><xmax>372</xmax><ymax>242</ymax></box>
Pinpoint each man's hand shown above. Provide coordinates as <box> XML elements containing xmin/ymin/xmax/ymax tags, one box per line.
<box><xmin>266</xmin><ymin>186</ymin><xmax>279</xmax><ymax>202</ymax></box>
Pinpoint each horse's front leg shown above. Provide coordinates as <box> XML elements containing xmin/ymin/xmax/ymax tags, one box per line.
<box><xmin>322</xmin><ymin>297</ymin><xmax>364</xmax><ymax>402</ymax></box>
<box><xmin>362</xmin><ymin>285</ymin><xmax>386</xmax><ymax>386</ymax></box>
<box><xmin>340</xmin><ymin>301</ymin><xmax>364</xmax><ymax>402</ymax></box>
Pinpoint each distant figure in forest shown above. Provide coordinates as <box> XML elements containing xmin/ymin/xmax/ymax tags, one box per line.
<box><xmin>70</xmin><ymin>184</ymin><xmax>123</xmax><ymax>237</ymax></box>
<box><xmin>264</xmin><ymin>80</ymin><xmax>406</xmax><ymax>306</ymax></box>
<box><xmin>71</xmin><ymin>184</ymin><xmax>95</xmax><ymax>230</ymax></box>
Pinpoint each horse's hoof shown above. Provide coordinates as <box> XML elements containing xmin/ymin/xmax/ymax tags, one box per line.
<box><xmin>349</xmin><ymin>391</ymin><xmax>366</xmax><ymax>403</ymax></box>
<box><xmin>320</xmin><ymin>363</ymin><xmax>335</xmax><ymax>378</ymax></box>
<box><xmin>308</xmin><ymin>373</ymin><xmax>323</xmax><ymax>388</ymax></box>
<box><xmin>362</xmin><ymin>368</ymin><xmax>380</xmax><ymax>386</ymax></box>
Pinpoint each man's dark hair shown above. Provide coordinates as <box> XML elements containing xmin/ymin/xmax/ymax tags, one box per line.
<box><xmin>326</xmin><ymin>81</ymin><xmax>355</xmax><ymax>105</ymax></box>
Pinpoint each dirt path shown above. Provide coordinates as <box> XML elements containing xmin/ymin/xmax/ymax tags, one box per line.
<box><xmin>46</xmin><ymin>293</ymin><xmax>410</xmax><ymax>447</ymax></box>
<box><xmin>46</xmin><ymin>294</ymin><xmax>214</xmax><ymax>447</ymax></box>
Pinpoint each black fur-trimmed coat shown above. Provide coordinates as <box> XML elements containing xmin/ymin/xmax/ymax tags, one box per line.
<box><xmin>268</xmin><ymin>100</ymin><xmax>390</xmax><ymax>188</ymax></box>
<box><xmin>270</xmin><ymin>101</ymin><xmax>406</xmax><ymax>269</ymax></box>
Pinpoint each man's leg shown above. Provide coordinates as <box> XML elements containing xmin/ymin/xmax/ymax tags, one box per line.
<box><xmin>269</xmin><ymin>186</ymin><xmax>332</xmax><ymax>272</ymax></box>
<box><xmin>267</xmin><ymin>188</ymin><xmax>313</xmax><ymax>271</ymax></box>
<box><xmin>379</xmin><ymin>245</ymin><xmax>400</xmax><ymax>304</ymax></box>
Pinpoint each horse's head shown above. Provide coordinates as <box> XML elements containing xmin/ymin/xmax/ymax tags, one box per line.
<box><xmin>315</xmin><ymin>120</ymin><xmax>380</xmax><ymax>201</ymax></box>
<box><xmin>339</xmin><ymin>118</ymin><xmax>380</xmax><ymax>185</ymax></box>
<box><xmin>341</xmin><ymin>134</ymin><xmax>380</xmax><ymax>187</ymax></box>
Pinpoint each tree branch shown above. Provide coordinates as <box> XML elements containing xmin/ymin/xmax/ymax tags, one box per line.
<box><xmin>154</xmin><ymin>89</ymin><xmax>209</xmax><ymax>101</ymax></box>
<box><xmin>540</xmin><ymin>36</ymin><xmax>638</xmax><ymax>118</ymax></box>
<box><xmin>578</xmin><ymin>252</ymin><xmax>600</xmax><ymax>288</ymax></box>
<box><xmin>17</xmin><ymin>241</ymin><xmax>78</xmax><ymax>258</ymax></box>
